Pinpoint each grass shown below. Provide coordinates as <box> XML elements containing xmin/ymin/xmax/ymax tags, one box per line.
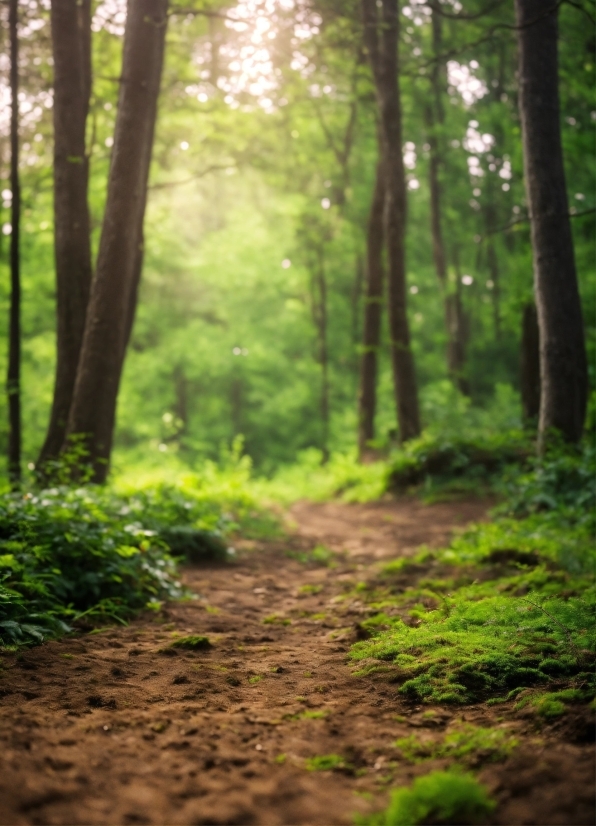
<box><xmin>359</xmin><ymin>770</ymin><xmax>495</xmax><ymax>826</ymax></box>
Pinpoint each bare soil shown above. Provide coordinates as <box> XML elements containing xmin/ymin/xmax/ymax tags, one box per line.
<box><xmin>0</xmin><ymin>497</ymin><xmax>593</xmax><ymax>826</ymax></box>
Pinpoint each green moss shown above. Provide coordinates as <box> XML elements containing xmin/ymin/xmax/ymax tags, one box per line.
<box><xmin>515</xmin><ymin>688</ymin><xmax>590</xmax><ymax>718</ymax></box>
<box><xmin>359</xmin><ymin>770</ymin><xmax>495</xmax><ymax>826</ymax></box>
<box><xmin>170</xmin><ymin>635</ymin><xmax>211</xmax><ymax>650</ymax></box>
<box><xmin>351</xmin><ymin>591</ymin><xmax>595</xmax><ymax>704</ymax></box>
<box><xmin>263</xmin><ymin>614</ymin><xmax>291</xmax><ymax>625</ymax></box>
<box><xmin>396</xmin><ymin>724</ymin><xmax>518</xmax><ymax>764</ymax></box>
<box><xmin>299</xmin><ymin>584</ymin><xmax>323</xmax><ymax>595</ymax></box>
<box><xmin>306</xmin><ymin>754</ymin><xmax>351</xmax><ymax>771</ymax></box>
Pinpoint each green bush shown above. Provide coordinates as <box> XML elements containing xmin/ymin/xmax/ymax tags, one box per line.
<box><xmin>360</xmin><ymin>770</ymin><xmax>495</xmax><ymax>826</ymax></box>
<box><xmin>0</xmin><ymin>486</ymin><xmax>186</xmax><ymax>646</ymax></box>
<box><xmin>387</xmin><ymin>430</ymin><xmax>531</xmax><ymax>493</ymax></box>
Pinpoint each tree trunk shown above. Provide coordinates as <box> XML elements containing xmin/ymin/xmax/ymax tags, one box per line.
<box><xmin>38</xmin><ymin>0</ymin><xmax>92</xmax><ymax>470</ymax></box>
<box><xmin>484</xmin><ymin>195</ymin><xmax>501</xmax><ymax>341</ymax></box>
<box><xmin>311</xmin><ymin>249</ymin><xmax>330</xmax><ymax>463</ymax></box>
<box><xmin>520</xmin><ymin>300</ymin><xmax>540</xmax><ymax>424</ymax></box>
<box><xmin>7</xmin><ymin>0</ymin><xmax>21</xmax><ymax>487</ymax></box>
<box><xmin>362</xmin><ymin>0</ymin><xmax>420</xmax><ymax>443</ymax></box>
<box><xmin>351</xmin><ymin>253</ymin><xmax>364</xmax><ymax>366</ymax></box>
<box><xmin>515</xmin><ymin>0</ymin><xmax>587</xmax><ymax>447</ymax></box>
<box><xmin>426</xmin><ymin>9</ymin><xmax>469</xmax><ymax>395</ymax></box>
<box><xmin>64</xmin><ymin>0</ymin><xmax>169</xmax><ymax>482</ymax></box>
<box><xmin>358</xmin><ymin>160</ymin><xmax>384</xmax><ymax>460</ymax></box>
<box><xmin>448</xmin><ymin>246</ymin><xmax>470</xmax><ymax>395</ymax></box>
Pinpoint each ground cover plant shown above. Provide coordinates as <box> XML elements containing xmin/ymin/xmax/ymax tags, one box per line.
<box><xmin>349</xmin><ymin>442</ymin><xmax>596</xmax><ymax>709</ymax></box>
<box><xmin>358</xmin><ymin>770</ymin><xmax>496</xmax><ymax>826</ymax></box>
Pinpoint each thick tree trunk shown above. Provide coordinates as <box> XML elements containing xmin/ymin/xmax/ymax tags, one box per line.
<box><xmin>520</xmin><ymin>300</ymin><xmax>541</xmax><ymax>424</ymax></box>
<box><xmin>362</xmin><ymin>0</ymin><xmax>420</xmax><ymax>442</ymax></box>
<box><xmin>64</xmin><ymin>0</ymin><xmax>169</xmax><ymax>482</ymax></box>
<box><xmin>515</xmin><ymin>0</ymin><xmax>587</xmax><ymax>447</ymax></box>
<box><xmin>7</xmin><ymin>0</ymin><xmax>21</xmax><ymax>487</ymax></box>
<box><xmin>358</xmin><ymin>160</ymin><xmax>384</xmax><ymax>460</ymax></box>
<box><xmin>38</xmin><ymin>0</ymin><xmax>92</xmax><ymax>470</ymax></box>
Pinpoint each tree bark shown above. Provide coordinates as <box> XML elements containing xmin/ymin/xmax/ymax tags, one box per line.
<box><xmin>310</xmin><ymin>248</ymin><xmax>330</xmax><ymax>463</ymax></box>
<box><xmin>38</xmin><ymin>0</ymin><xmax>93</xmax><ymax>470</ymax></box>
<box><xmin>484</xmin><ymin>194</ymin><xmax>501</xmax><ymax>341</ymax></box>
<box><xmin>7</xmin><ymin>0</ymin><xmax>21</xmax><ymax>487</ymax></box>
<box><xmin>520</xmin><ymin>300</ymin><xmax>540</xmax><ymax>424</ymax></box>
<box><xmin>64</xmin><ymin>0</ymin><xmax>169</xmax><ymax>482</ymax></box>
<box><xmin>358</xmin><ymin>160</ymin><xmax>384</xmax><ymax>460</ymax></box>
<box><xmin>362</xmin><ymin>0</ymin><xmax>420</xmax><ymax>442</ymax></box>
<box><xmin>515</xmin><ymin>0</ymin><xmax>587</xmax><ymax>447</ymax></box>
<box><xmin>426</xmin><ymin>9</ymin><xmax>468</xmax><ymax>395</ymax></box>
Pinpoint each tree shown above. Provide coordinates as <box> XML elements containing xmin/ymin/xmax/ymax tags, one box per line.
<box><xmin>358</xmin><ymin>159</ymin><xmax>384</xmax><ymax>459</ymax></box>
<box><xmin>520</xmin><ymin>300</ymin><xmax>540</xmax><ymax>424</ymax></box>
<box><xmin>425</xmin><ymin>7</ymin><xmax>468</xmax><ymax>394</ymax></box>
<box><xmin>38</xmin><ymin>0</ymin><xmax>93</xmax><ymax>470</ymax></box>
<box><xmin>362</xmin><ymin>0</ymin><xmax>420</xmax><ymax>442</ymax></box>
<box><xmin>64</xmin><ymin>0</ymin><xmax>170</xmax><ymax>482</ymax></box>
<box><xmin>7</xmin><ymin>0</ymin><xmax>21</xmax><ymax>487</ymax></box>
<box><xmin>515</xmin><ymin>0</ymin><xmax>587</xmax><ymax>447</ymax></box>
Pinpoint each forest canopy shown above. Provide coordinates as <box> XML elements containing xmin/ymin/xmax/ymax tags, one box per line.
<box><xmin>0</xmin><ymin>0</ymin><xmax>593</xmax><ymax>481</ymax></box>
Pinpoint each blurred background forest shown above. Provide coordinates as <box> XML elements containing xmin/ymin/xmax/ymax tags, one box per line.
<box><xmin>0</xmin><ymin>0</ymin><xmax>594</xmax><ymax>481</ymax></box>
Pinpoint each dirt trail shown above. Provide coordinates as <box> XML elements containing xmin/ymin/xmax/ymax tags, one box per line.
<box><xmin>0</xmin><ymin>498</ymin><xmax>593</xmax><ymax>826</ymax></box>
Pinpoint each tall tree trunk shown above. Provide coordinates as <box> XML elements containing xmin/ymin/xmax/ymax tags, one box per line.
<box><xmin>7</xmin><ymin>0</ymin><xmax>21</xmax><ymax>487</ymax></box>
<box><xmin>426</xmin><ymin>9</ymin><xmax>468</xmax><ymax>394</ymax></box>
<box><xmin>310</xmin><ymin>248</ymin><xmax>330</xmax><ymax>463</ymax></box>
<box><xmin>484</xmin><ymin>194</ymin><xmax>501</xmax><ymax>341</ymax></box>
<box><xmin>38</xmin><ymin>0</ymin><xmax>92</xmax><ymax>470</ymax></box>
<box><xmin>64</xmin><ymin>0</ymin><xmax>169</xmax><ymax>482</ymax></box>
<box><xmin>520</xmin><ymin>300</ymin><xmax>540</xmax><ymax>424</ymax></box>
<box><xmin>515</xmin><ymin>0</ymin><xmax>587</xmax><ymax>447</ymax></box>
<box><xmin>351</xmin><ymin>253</ymin><xmax>364</xmax><ymax>363</ymax></box>
<box><xmin>362</xmin><ymin>0</ymin><xmax>420</xmax><ymax>442</ymax></box>
<box><xmin>358</xmin><ymin>160</ymin><xmax>384</xmax><ymax>460</ymax></box>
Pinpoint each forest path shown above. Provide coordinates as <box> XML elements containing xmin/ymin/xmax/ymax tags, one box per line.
<box><xmin>0</xmin><ymin>497</ymin><xmax>593</xmax><ymax>826</ymax></box>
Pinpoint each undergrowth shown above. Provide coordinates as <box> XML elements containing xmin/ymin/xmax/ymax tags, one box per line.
<box><xmin>0</xmin><ymin>457</ymin><xmax>277</xmax><ymax>647</ymax></box>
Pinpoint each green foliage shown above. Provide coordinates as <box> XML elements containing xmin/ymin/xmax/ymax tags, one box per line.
<box><xmin>359</xmin><ymin>770</ymin><xmax>495</xmax><ymax>826</ymax></box>
<box><xmin>396</xmin><ymin>724</ymin><xmax>518</xmax><ymax>765</ymax></box>
<box><xmin>0</xmin><ymin>486</ymin><xmax>183</xmax><ymax>646</ymax></box>
<box><xmin>387</xmin><ymin>429</ymin><xmax>531</xmax><ymax>495</ymax></box>
<box><xmin>0</xmin><ymin>464</ymin><xmax>270</xmax><ymax>647</ymax></box>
